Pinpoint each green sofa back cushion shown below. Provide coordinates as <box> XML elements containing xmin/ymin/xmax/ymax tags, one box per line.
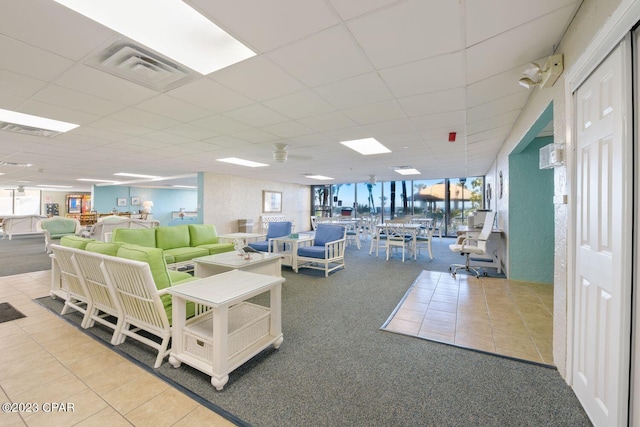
<box><xmin>43</xmin><ymin>218</ymin><xmax>77</xmax><ymax>236</ymax></box>
<box><xmin>188</xmin><ymin>224</ymin><xmax>219</xmax><ymax>247</ymax></box>
<box><xmin>85</xmin><ymin>241</ymin><xmax>122</xmax><ymax>256</ymax></box>
<box><xmin>156</xmin><ymin>225</ymin><xmax>190</xmax><ymax>250</ymax></box>
<box><xmin>60</xmin><ymin>235</ymin><xmax>94</xmax><ymax>249</ymax></box>
<box><xmin>112</xmin><ymin>228</ymin><xmax>156</xmax><ymax>248</ymax></box>
<box><xmin>116</xmin><ymin>244</ymin><xmax>171</xmax><ymax>291</ymax></box>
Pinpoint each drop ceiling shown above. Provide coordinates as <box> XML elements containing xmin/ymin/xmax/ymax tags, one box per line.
<box><xmin>0</xmin><ymin>0</ymin><xmax>580</xmax><ymax>192</ymax></box>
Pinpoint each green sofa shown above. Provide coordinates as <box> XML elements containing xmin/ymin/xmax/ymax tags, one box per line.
<box><xmin>110</xmin><ymin>224</ymin><xmax>234</xmax><ymax>268</ymax></box>
<box><xmin>59</xmin><ymin>235</ymin><xmax>197</xmax><ymax>324</ymax></box>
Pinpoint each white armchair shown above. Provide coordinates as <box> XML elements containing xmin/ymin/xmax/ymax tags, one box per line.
<box><xmin>296</xmin><ymin>224</ymin><xmax>347</xmax><ymax>277</ymax></box>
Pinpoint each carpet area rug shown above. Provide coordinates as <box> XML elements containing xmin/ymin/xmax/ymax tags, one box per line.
<box><xmin>381</xmin><ymin>270</ymin><xmax>554</xmax><ymax>366</ymax></box>
<box><xmin>33</xmin><ymin>247</ymin><xmax>588</xmax><ymax>427</ymax></box>
<box><xmin>0</xmin><ymin>302</ymin><xmax>26</xmax><ymax>323</ymax></box>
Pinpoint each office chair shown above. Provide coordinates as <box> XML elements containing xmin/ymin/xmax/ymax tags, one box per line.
<box><xmin>448</xmin><ymin>211</ymin><xmax>496</xmax><ymax>278</ymax></box>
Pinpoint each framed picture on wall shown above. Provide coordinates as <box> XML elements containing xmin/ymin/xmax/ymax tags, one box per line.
<box><xmin>131</xmin><ymin>196</ymin><xmax>141</xmax><ymax>206</ymax></box>
<box><xmin>117</xmin><ymin>197</ymin><xmax>127</xmax><ymax>207</ymax></box>
<box><xmin>263</xmin><ymin>190</ymin><xmax>282</xmax><ymax>213</ymax></box>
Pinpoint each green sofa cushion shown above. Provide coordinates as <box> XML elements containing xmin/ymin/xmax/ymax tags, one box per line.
<box><xmin>85</xmin><ymin>241</ymin><xmax>123</xmax><ymax>256</ymax></box>
<box><xmin>116</xmin><ymin>245</ymin><xmax>171</xmax><ymax>291</ymax></box>
<box><xmin>60</xmin><ymin>235</ymin><xmax>94</xmax><ymax>249</ymax></box>
<box><xmin>112</xmin><ymin>228</ymin><xmax>156</xmax><ymax>248</ymax></box>
<box><xmin>197</xmin><ymin>243</ymin><xmax>235</xmax><ymax>255</ymax></box>
<box><xmin>156</xmin><ymin>225</ymin><xmax>190</xmax><ymax>250</ymax></box>
<box><xmin>164</xmin><ymin>247</ymin><xmax>209</xmax><ymax>263</ymax></box>
<box><xmin>188</xmin><ymin>224</ymin><xmax>219</xmax><ymax>247</ymax></box>
<box><xmin>42</xmin><ymin>218</ymin><xmax>77</xmax><ymax>238</ymax></box>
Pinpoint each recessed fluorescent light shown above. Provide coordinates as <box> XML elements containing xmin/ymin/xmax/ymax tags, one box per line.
<box><xmin>172</xmin><ymin>185</ymin><xmax>197</xmax><ymax>189</ymax></box>
<box><xmin>304</xmin><ymin>174</ymin><xmax>334</xmax><ymax>180</ymax></box>
<box><xmin>114</xmin><ymin>173</ymin><xmax>160</xmax><ymax>179</ymax></box>
<box><xmin>217</xmin><ymin>157</ymin><xmax>268</xmax><ymax>168</ymax></box>
<box><xmin>0</xmin><ymin>108</ymin><xmax>78</xmax><ymax>133</ymax></box>
<box><xmin>54</xmin><ymin>0</ymin><xmax>256</xmax><ymax>75</ymax></box>
<box><xmin>77</xmin><ymin>178</ymin><xmax>120</xmax><ymax>183</ymax></box>
<box><xmin>340</xmin><ymin>138</ymin><xmax>391</xmax><ymax>155</ymax></box>
<box><xmin>394</xmin><ymin>168</ymin><xmax>421</xmax><ymax>176</ymax></box>
<box><xmin>37</xmin><ymin>184</ymin><xmax>73</xmax><ymax>188</ymax></box>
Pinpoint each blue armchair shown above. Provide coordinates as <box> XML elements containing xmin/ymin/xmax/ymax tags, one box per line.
<box><xmin>248</xmin><ymin>221</ymin><xmax>292</xmax><ymax>252</ymax></box>
<box><xmin>296</xmin><ymin>224</ymin><xmax>346</xmax><ymax>277</ymax></box>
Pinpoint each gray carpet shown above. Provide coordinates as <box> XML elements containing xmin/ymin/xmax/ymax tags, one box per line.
<box><xmin>35</xmin><ymin>238</ymin><xmax>591</xmax><ymax>427</ymax></box>
<box><xmin>0</xmin><ymin>234</ymin><xmax>51</xmax><ymax>276</ymax></box>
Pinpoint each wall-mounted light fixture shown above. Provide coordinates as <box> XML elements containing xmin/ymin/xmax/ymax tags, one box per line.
<box><xmin>519</xmin><ymin>54</ymin><xmax>564</xmax><ymax>89</ymax></box>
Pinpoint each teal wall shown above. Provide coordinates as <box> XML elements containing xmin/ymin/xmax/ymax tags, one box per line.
<box><xmin>93</xmin><ymin>186</ymin><xmax>197</xmax><ymax>226</ymax></box>
<box><xmin>508</xmin><ymin>136</ymin><xmax>554</xmax><ymax>283</ymax></box>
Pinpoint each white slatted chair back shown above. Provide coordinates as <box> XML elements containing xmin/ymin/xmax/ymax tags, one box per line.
<box><xmin>100</xmin><ymin>256</ymin><xmax>171</xmax><ymax>368</ymax></box>
<box><xmin>50</xmin><ymin>245</ymin><xmax>91</xmax><ymax>327</ymax></box>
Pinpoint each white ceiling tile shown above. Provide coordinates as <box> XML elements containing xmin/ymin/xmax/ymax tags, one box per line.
<box><xmin>410</xmin><ymin>111</ymin><xmax>466</xmax><ymax>132</ymax></box>
<box><xmin>466</xmin><ymin>0</ymin><xmax>579</xmax><ymax>46</ymax></box>
<box><xmin>467</xmin><ymin>110</ymin><xmax>521</xmax><ymax>135</ymax></box>
<box><xmin>135</xmin><ymin>94</ymin><xmax>212</xmax><ymax>122</ymax></box>
<box><xmin>342</xmin><ymin>100</ymin><xmax>406</xmax><ymax>125</ymax></box>
<box><xmin>223</xmin><ymin>104</ymin><xmax>290</xmax><ymax>128</ymax></box>
<box><xmin>191</xmin><ymin>115</ymin><xmax>253</xmax><ymax>134</ymax></box>
<box><xmin>85</xmin><ymin>117</ymin><xmax>154</xmax><ymax>137</ymax></box>
<box><xmin>267</xmin><ymin>26</ymin><xmax>373</xmax><ymax>87</ymax></box>
<box><xmin>211</xmin><ymin>56</ymin><xmax>306</xmax><ymax>101</ymax></box>
<box><xmin>0</xmin><ymin>36</ymin><xmax>74</xmax><ymax>82</ymax></box>
<box><xmin>163</xmin><ymin>124</ymin><xmax>221</xmax><ymax>141</ymax></box>
<box><xmin>0</xmin><ymin>69</ymin><xmax>48</xmax><ymax>99</ymax></box>
<box><xmin>232</xmin><ymin>129</ymin><xmax>280</xmax><ymax>144</ymax></box>
<box><xmin>18</xmin><ymin>99</ymin><xmax>99</xmax><ymax>125</ymax></box>
<box><xmin>108</xmin><ymin>108</ymin><xmax>182</xmax><ymax>131</ymax></box>
<box><xmin>264</xmin><ymin>90</ymin><xmax>335</xmax><ymax>120</ymax></box>
<box><xmin>328</xmin><ymin>0</ymin><xmax>400</xmax><ymax>20</ymax></box>
<box><xmin>314</xmin><ymin>73</ymin><xmax>393</xmax><ymax>110</ymax></box>
<box><xmin>467</xmin><ymin>92</ymin><xmax>530</xmax><ymax>123</ymax></box>
<box><xmin>380</xmin><ymin>52</ymin><xmax>465</xmax><ymax>98</ymax></box>
<box><xmin>166</xmin><ymin>78</ymin><xmax>254</xmax><ymax>113</ymax></box>
<box><xmin>466</xmin><ymin>66</ymin><xmax>525</xmax><ymax>107</ymax></box>
<box><xmin>361</xmin><ymin>118</ymin><xmax>415</xmax><ymax>137</ymax></box>
<box><xmin>398</xmin><ymin>88</ymin><xmax>466</xmax><ymax>118</ymax></box>
<box><xmin>33</xmin><ymin>85</ymin><xmax>125</xmax><ymax>117</ymax></box>
<box><xmin>347</xmin><ymin>0</ymin><xmax>463</xmax><ymax>69</ymax></box>
<box><xmin>297</xmin><ymin>111</ymin><xmax>357</xmax><ymax>132</ymax></box>
<box><xmin>261</xmin><ymin>121</ymin><xmax>315</xmax><ymax>139</ymax></box>
<box><xmin>186</xmin><ymin>0</ymin><xmax>339</xmax><ymax>52</ymax></box>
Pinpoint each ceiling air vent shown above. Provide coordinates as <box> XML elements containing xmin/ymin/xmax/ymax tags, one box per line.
<box><xmin>0</xmin><ymin>122</ymin><xmax>62</xmax><ymax>138</ymax></box>
<box><xmin>87</xmin><ymin>41</ymin><xmax>198</xmax><ymax>92</ymax></box>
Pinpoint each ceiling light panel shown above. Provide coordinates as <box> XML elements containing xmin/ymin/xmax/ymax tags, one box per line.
<box><xmin>0</xmin><ymin>108</ymin><xmax>79</xmax><ymax>133</ymax></box>
<box><xmin>216</xmin><ymin>157</ymin><xmax>268</xmax><ymax>168</ymax></box>
<box><xmin>304</xmin><ymin>174</ymin><xmax>333</xmax><ymax>180</ymax></box>
<box><xmin>339</xmin><ymin>138</ymin><xmax>391</xmax><ymax>155</ymax></box>
<box><xmin>54</xmin><ymin>0</ymin><xmax>256</xmax><ymax>75</ymax></box>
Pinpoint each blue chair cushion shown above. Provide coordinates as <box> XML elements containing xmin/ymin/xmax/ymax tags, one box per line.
<box><xmin>298</xmin><ymin>245</ymin><xmax>327</xmax><ymax>259</ymax></box>
<box><xmin>266</xmin><ymin>222</ymin><xmax>291</xmax><ymax>239</ymax></box>
<box><xmin>248</xmin><ymin>222</ymin><xmax>292</xmax><ymax>252</ymax></box>
<box><xmin>314</xmin><ymin>224</ymin><xmax>345</xmax><ymax>246</ymax></box>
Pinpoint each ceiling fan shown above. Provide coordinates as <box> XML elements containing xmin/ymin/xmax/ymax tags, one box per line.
<box><xmin>272</xmin><ymin>143</ymin><xmax>311</xmax><ymax>163</ymax></box>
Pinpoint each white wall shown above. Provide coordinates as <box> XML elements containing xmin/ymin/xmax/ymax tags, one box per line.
<box><xmin>200</xmin><ymin>173</ymin><xmax>311</xmax><ymax>234</ymax></box>
<box><xmin>487</xmin><ymin>0</ymin><xmax>625</xmax><ymax>378</ymax></box>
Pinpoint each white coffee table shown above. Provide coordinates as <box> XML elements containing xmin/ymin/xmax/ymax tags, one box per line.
<box><xmin>167</xmin><ymin>270</ymin><xmax>285</xmax><ymax>391</ymax></box>
<box><xmin>270</xmin><ymin>234</ymin><xmax>315</xmax><ymax>272</ymax></box>
<box><xmin>192</xmin><ymin>251</ymin><xmax>283</xmax><ymax>277</ymax></box>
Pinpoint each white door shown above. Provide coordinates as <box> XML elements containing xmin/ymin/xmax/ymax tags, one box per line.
<box><xmin>573</xmin><ymin>40</ymin><xmax>633</xmax><ymax>426</ymax></box>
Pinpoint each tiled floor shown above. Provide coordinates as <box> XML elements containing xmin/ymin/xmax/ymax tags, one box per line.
<box><xmin>383</xmin><ymin>270</ymin><xmax>554</xmax><ymax>365</ymax></box>
<box><xmin>0</xmin><ymin>271</ymin><xmax>234</xmax><ymax>427</ymax></box>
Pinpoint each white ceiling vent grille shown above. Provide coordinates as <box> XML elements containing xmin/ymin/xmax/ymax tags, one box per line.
<box><xmin>87</xmin><ymin>41</ymin><xmax>198</xmax><ymax>92</ymax></box>
<box><xmin>0</xmin><ymin>122</ymin><xmax>62</xmax><ymax>138</ymax></box>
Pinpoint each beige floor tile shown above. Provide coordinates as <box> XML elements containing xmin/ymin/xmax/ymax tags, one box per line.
<box><xmin>22</xmin><ymin>388</ymin><xmax>108</xmax><ymax>427</ymax></box>
<box><xmin>401</xmin><ymin>300</ymin><xmax>429</xmax><ymax>312</ymax></box>
<box><xmin>175</xmin><ymin>405</ymin><xmax>238</xmax><ymax>426</ymax></box>
<box><xmin>73</xmin><ymin>406</ymin><xmax>132</xmax><ymax>427</ymax></box>
<box><xmin>83</xmin><ymin>360</ymin><xmax>147</xmax><ymax>395</ymax></box>
<box><xmin>384</xmin><ymin>318</ymin><xmax>421</xmax><ymax>335</ymax></box>
<box><xmin>456</xmin><ymin>318</ymin><xmax>492</xmax><ymax>337</ymax></box>
<box><xmin>392</xmin><ymin>307</ymin><xmax>426</xmax><ymax>323</ymax></box>
<box><xmin>102</xmin><ymin>373</ymin><xmax>170</xmax><ymax>415</ymax></box>
<box><xmin>495</xmin><ymin>347</ymin><xmax>543</xmax><ymax>364</ymax></box>
<box><xmin>492</xmin><ymin>332</ymin><xmax>538</xmax><ymax>354</ymax></box>
<box><xmin>2</xmin><ymin>359</ymin><xmax>69</xmax><ymax>397</ymax></box>
<box><xmin>454</xmin><ymin>331</ymin><xmax>496</xmax><ymax>353</ymax></box>
<box><xmin>416</xmin><ymin>329</ymin><xmax>455</xmax><ymax>344</ymax></box>
<box><xmin>65</xmin><ymin>348</ymin><xmax>126</xmax><ymax>379</ymax></box>
<box><xmin>420</xmin><ymin>319</ymin><xmax>456</xmax><ymax>336</ymax></box>
<box><xmin>428</xmin><ymin>301</ymin><xmax>457</xmax><ymax>314</ymax></box>
<box><xmin>430</xmin><ymin>293</ymin><xmax>458</xmax><ymax>304</ymax></box>
<box><xmin>13</xmin><ymin>373</ymin><xmax>88</xmax><ymax>406</ymax></box>
<box><xmin>423</xmin><ymin>309</ymin><xmax>456</xmax><ymax>324</ymax></box>
<box><xmin>126</xmin><ymin>387</ymin><xmax>199</xmax><ymax>426</ymax></box>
